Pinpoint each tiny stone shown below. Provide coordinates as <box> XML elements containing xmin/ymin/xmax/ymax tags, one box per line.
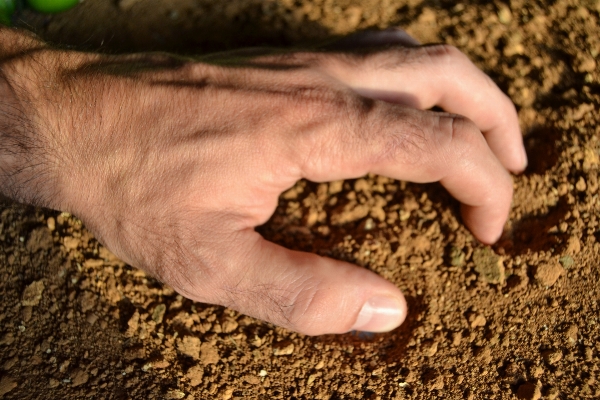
<box><xmin>450</xmin><ymin>247</ymin><xmax>465</xmax><ymax>267</ymax></box>
<box><xmin>329</xmin><ymin>180</ymin><xmax>344</xmax><ymax>194</ymax></box>
<box><xmin>566</xmin><ymin>324</ymin><xmax>578</xmax><ymax>345</ymax></box>
<box><xmin>424</xmin><ymin>341</ymin><xmax>438</xmax><ymax>357</ymax></box>
<box><xmin>542</xmin><ymin>349</ymin><xmax>562</xmax><ymax>365</ymax></box>
<box><xmin>86</xmin><ymin>313</ymin><xmax>99</xmax><ymax>326</ymax></box>
<box><xmin>243</xmin><ymin>374</ymin><xmax>260</xmax><ymax>385</ymax></box>
<box><xmin>516</xmin><ymin>381</ymin><xmax>542</xmax><ymax>400</ymax></box>
<box><xmin>559</xmin><ymin>255</ymin><xmax>574</xmax><ymax>269</ymax></box>
<box><xmin>585</xmin><ymin>347</ymin><xmax>593</xmax><ymax>361</ymax></box>
<box><xmin>534</xmin><ymin>260</ymin><xmax>563</xmax><ymax>287</ymax></box>
<box><xmin>0</xmin><ymin>376</ymin><xmax>17</xmax><ymax>396</ymax></box>
<box><xmin>21</xmin><ymin>306</ymin><xmax>32</xmax><ymax>322</ymax></box>
<box><xmin>153</xmin><ymin>360</ymin><xmax>170</xmax><ymax>369</ymax></box>
<box><xmin>577</xmin><ymin>55</ymin><xmax>597</xmax><ymax>73</ymax></box>
<box><xmin>473</xmin><ymin>248</ymin><xmax>505</xmax><ymax>284</ymax></box>
<box><xmin>452</xmin><ymin>331</ymin><xmax>462</xmax><ymax>346</ymax></box>
<box><xmin>498</xmin><ymin>5</ymin><xmax>512</xmax><ymax>24</ymax></box>
<box><xmin>200</xmin><ymin>342</ymin><xmax>219</xmax><ymax>365</ymax></box>
<box><xmin>165</xmin><ymin>389</ymin><xmax>185</xmax><ymax>399</ymax></box>
<box><xmin>531</xmin><ymin>366</ymin><xmax>544</xmax><ymax>378</ymax></box>
<box><xmin>63</xmin><ymin>236</ymin><xmax>80</xmax><ymax>251</ymax></box>
<box><xmin>566</xmin><ymin>236</ymin><xmax>581</xmax><ymax>255</ymax></box>
<box><xmin>575</xmin><ymin>177</ymin><xmax>587</xmax><ymax>192</ymax></box>
<box><xmin>220</xmin><ymin>317</ymin><xmax>238</xmax><ymax>333</ymax></box>
<box><xmin>152</xmin><ymin>304</ymin><xmax>166</xmax><ymax>324</ymax></box>
<box><xmin>272</xmin><ymin>340</ymin><xmax>295</xmax><ymax>356</ymax></box>
<box><xmin>222</xmin><ymin>388</ymin><xmax>234</xmax><ymax>400</ymax></box>
<box><xmin>71</xmin><ymin>369</ymin><xmax>89</xmax><ymax>387</ymax></box>
<box><xmin>22</xmin><ymin>280</ymin><xmax>45</xmax><ymax>307</ymax></box>
<box><xmin>185</xmin><ymin>365</ymin><xmax>204</xmax><ymax>387</ymax></box>
<box><xmin>470</xmin><ymin>314</ymin><xmax>487</xmax><ymax>328</ymax></box>
<box><xmin>47</xmin><ymin>217</ymin><xmax>56</xmax><ymax>231</ymax></box>
<box><xmin>547</xmin><ymin>387</ymin><xmax>560</xmax><ymax>400</ymax></box>
<box><xmin>177</xmin><ymin>336</ymin><xmax>201</xmax><ymax>360</ymax></box>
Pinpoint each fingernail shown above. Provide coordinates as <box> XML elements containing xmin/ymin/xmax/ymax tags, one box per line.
<box><xmin>351</xmin><ymin>295</ymin><xmax>405</xmax><ymax>332</ymax></box>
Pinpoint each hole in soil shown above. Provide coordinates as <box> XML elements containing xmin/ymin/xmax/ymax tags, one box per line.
<box><xmin>523</xmin><ymin>125</ymin><xmax>562</xmax><ymax>176</ymax></box>
<box><xmin>117</xmin><ymin>297</ymin><xmax>137</xmax><ymax>333</ymax></box>
<box><xmin>496</xmin><ymin>197</ymin><xmax>570</xmax><ymax>255</ymax></box>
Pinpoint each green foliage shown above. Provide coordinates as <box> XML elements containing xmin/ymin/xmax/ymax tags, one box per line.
<box><xmin>26</xmin><ymin>0</ymin><xmax>78</xmax><ymax>13</ymax></box>
<box><xmin>0</xmin><ymin>0</ymin><xmax>16</xmax><ymax>26</ymax></box>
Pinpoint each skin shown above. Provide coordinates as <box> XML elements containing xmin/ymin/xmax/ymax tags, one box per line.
<box><xmin>0</xmin><ymin>27</ymin><xmax>526</xmax><ymax>336</ymax></box>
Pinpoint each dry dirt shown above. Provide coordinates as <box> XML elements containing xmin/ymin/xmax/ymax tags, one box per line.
<box><xmin>1</xmin><ymin>0</ymin><xmax>599</xmax><ymax>399</ymax></box>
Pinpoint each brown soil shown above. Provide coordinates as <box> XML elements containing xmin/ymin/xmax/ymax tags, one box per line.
<box><xmin>1</xmin><ymin>1</ymin><xmax>599</xmax><ymax>399</ymax></box>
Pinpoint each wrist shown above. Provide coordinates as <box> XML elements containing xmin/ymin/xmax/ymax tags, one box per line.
<box><xmin>0</xmin><ymin>27</ymin><xmax>82</xmax><ymax>209</ymax></box>
<box><xmin>0</xmin><ymin>30</ymin><xmax>43</xmax><ymax>205</ymax></box>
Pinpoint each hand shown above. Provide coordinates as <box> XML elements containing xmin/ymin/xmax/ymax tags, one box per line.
<box><xmin>0</xmin><ymin>28</ymin><xmax>526</xmax><ymax>335</ymax></box>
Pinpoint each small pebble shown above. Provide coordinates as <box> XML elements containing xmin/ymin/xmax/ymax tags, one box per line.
<box><xmin>498</xmin><ymin>5</ymin><xmax>512</xmax><ymax>24</ymax></box>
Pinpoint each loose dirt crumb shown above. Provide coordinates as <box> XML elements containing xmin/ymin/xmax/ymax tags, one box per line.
<box><xmin>534</xmin><ymin>260</ymin><xmax>564</xmax><ymax>287</ymax></box>
<box><xmin>0</xmin><ymin>376</ymin><xmax>17</xmax><ymax>397</ymax></box>
<box><xmin>70</xmin><ymin>369</ymin><xmax>89</xmax><ymax>387</ymax></box>
<box><xmin>21</xmin><ymin>280</ymin><xmax>44</xmax><ymax>307</ymax></box>
<box><xmin>185</xmin><ymin>365</ymin><xmax>204</xmax><ymax>387</ymax></box>
<box><xmin>199</xmin><ymin>342</ymin><xmax>219</xmax><ymax>365</ymax></box>
<box><xmin>272</xmin><ymin>340</ymin><xmax>295</xmax><ymax>356</ymax></box>
<box><xmin>516</xmin><ymin>381</ymin><xmax>542</xmax><ymax>400</ymax></box>
<box><xmin>178</xmin><ymin>337</ymin><xmax>201</xmax><ymax>360</ymax></box>
<box><xmin>472</xmin><ymin>247</ymin><xmax>505</xmax><ymax>284</ymax></box>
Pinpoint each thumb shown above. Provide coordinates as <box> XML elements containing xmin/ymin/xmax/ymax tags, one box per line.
<box><xmin>203</xmin><ymin>230</ymin><xmax>406</xmax><ymax>336</ymax></box>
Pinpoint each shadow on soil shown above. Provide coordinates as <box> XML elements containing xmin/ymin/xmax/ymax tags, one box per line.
<box><xmin>496</xmin><ymin>197</ymin><xmax>570</xmax><ymax>256</ymax></box>
<box><xmin>15</xmin><ymin>0</ymin><xmax>335</xmax><ymax>54</ymax></box>
<box><xmin>522</xmin><ymin>125</ymin><xmax>563</xmax><ymax>177</ymax></box>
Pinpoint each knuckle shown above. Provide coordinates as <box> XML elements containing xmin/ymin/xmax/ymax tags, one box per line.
<box><xmin>343</xmin><ymin>100</ymin><xmax>431</xmax><ymax>171</ymax></box>
<box><xmin>417</xmin><ymin>44</ymin><xmax>469</xmax><ymax>74</ymax></box>
<box><xmin>380</xmin><ymin>109</ymin><xmax>431</xmax><ymax>165</ymax></box>
<box><xmin>446</xmin><ymin>113</ymin><xmax>482</xmax><ymax>151</ymax></box>
<box><xmin>431</xmin><ymin>113</ymin><xmax>483</xmax><ymax>177</ymax></box>
<box><xmin>295</xmin><ymin>90</ymin><xmax>371</xmax><ymax>175</ymax></box>
<box><xmin>421</xmin><ymin>44</ymin><xmax>464</xmax><ymax>63</ymax></box>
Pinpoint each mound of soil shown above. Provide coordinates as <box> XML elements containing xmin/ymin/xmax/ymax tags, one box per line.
<box><xmin>1</xmin><ymin>1</ymin><xmax>599</xmax><ymax>399</ymax></box>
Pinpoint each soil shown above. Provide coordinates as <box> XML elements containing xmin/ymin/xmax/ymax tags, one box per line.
<box><xmin>1</xmin><ymin>0</ymin><xmax>599</xmax><ymax>399</ymax></box>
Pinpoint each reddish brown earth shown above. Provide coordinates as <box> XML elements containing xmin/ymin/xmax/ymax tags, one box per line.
<box><xmin>1</xmin><ymin>1</ymin><xmax>599</xmax><ymax>399</ymax></box>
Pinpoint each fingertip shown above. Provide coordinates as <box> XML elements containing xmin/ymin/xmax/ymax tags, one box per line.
<box><xmin>517</xmin><ymin>146</ymin><xmax>529</xmax><ymax>173</ymax></box>
<box><xmin>505</xmin><ymin>141</ymin><xmax>528</xmax><ymax>175</ymax></box>
<box><xmin>478</xmin><ymin>227</ymin><xmax>504</xmax><ymax>245</ymax></box>
<box><xmin>461</xmin><ymin>204</ymin><xmax>506</xmax><ymax>245</ymax></box>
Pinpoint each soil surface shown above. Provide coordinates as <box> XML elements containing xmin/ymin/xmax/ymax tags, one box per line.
<box><xmin>1</xmin><ymin>0</ymin><xmax>600</xmax><ymax>399</ymax></box>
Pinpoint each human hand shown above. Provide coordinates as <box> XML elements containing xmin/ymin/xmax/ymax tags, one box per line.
<box><xmin>0</xmin><ymin>28</ymin><xmax>526</xmax><ymax>335</ymax></box>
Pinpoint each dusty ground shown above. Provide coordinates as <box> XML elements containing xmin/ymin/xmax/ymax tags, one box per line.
<box><xmin>1</xmin><ymin>0</ymin><xmax>599</xmax><ymax>399</ymax></box>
